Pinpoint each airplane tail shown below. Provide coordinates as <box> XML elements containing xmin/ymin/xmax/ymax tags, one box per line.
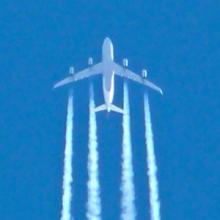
<box><xmin>94</xmin><ymin>104</ymin><xmax>123</xmax><ymax>114</ymax></box>
<box><xmin>94</xmin><ymin>104</ymin><xmax>106</xmax><ymax>112</ymax></box>
<box><xmin>110</xmin><ymin>104</ymin><xmax>124</xmax><ymax>114</ymax></box>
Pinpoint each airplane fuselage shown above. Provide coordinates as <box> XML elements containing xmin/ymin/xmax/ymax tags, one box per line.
<box><xmin>102</xmin><ymin>38</ymin><xmax>115</xmax><ymax>112</ymax></box>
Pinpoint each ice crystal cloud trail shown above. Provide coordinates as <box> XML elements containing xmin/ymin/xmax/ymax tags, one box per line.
<box><xmin>144</xmin><ymin>93</ymin><xmax>161</xmax><ymax>220</ymax></box>
<box><xmin>61</xmin><ymin>90</ymin><xmax>74</xmax><ymax>220</ymax></box>
<box><xmin>120</xmin><ymin>82</ymin><xmax>136</xmax><ymax>220</ymax></box>
<box><xmin>87</xmin><ymin>84</ymin><xmax>102</xmax><ymax>220</ymax></box>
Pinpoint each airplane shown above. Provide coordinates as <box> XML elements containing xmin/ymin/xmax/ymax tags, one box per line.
<box><xmin>53</xmin><ymin>37</ymin><xmax>163</xmax><ymax>114</ymax></box>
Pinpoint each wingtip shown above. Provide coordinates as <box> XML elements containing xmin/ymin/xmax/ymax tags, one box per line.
<box><xmin>53</xmin><ymin>82</ymin><xmax>63</xmax><ymax>89</ymax></box>
<box><xmin>52</xmin><ymin>84</ymin><xmax>58</xmax><ymax>90</ymax></box>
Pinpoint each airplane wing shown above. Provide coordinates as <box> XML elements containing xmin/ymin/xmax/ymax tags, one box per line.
<box><xmin>113</xmin><ymin>62</ymin><xmax>163</xmax><ymax>94</ymax></box>
<box><xmin>53</xmin><ymin>62</ymin><xmax>103</xmax><ymax>88</ymax></box>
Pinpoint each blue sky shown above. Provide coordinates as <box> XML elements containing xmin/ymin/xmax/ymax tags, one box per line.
<box><xmin>0</xmin><ymin>1</ymin><xmax>219</xmax><ymax>220</ymax></box>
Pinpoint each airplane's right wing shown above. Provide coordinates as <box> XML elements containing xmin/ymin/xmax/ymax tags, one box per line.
<box><xmin>113</xmin><ymin>62</ymin><xmax>163</xmax><ymax>94</ymax></box>
<box><xmin>54</xmin><ymin>62</ymin><xmax>103</xmax><ymax>88</ymax></box>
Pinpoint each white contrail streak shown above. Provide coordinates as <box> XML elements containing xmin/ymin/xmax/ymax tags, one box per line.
<box><xmin>120</xmin><ymin>82</ymin><xmax>136</xmax><ymax>220</ymax></box>
<box><xmin>61</xmin><ymin>89</ymin><xmax>74</xmax><ymax>220</ymax></box>
<box><xmin>144</xmin><ymin>93</ymin><xmax>161</xmax><ymax>220</ymax></box>
<box><xmin>87</xmin><ymin>84</ymin><xmax>101</xmax><ymax>220</ymax></box>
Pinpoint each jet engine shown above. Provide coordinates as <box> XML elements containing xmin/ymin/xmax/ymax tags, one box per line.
<box><xmin>122</xmin><ymin>58</ymin><xmax>128</xmax><ymax>67</ymax></box>
<box><xmin>69</xmin><ymin>66</ymin><xmax>74</xmax><ymax>75</ymax></box>
<box><xmin>88</xmin><ymin>57</ymin><xmax>93</xmax><ymax>66</ymax></box>
<box><xmin>142</xmin><ymin>69</ymin><xmax>148</xmax><ymax>78</ymax></box>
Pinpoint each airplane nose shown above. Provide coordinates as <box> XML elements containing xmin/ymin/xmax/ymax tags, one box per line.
<box><xmin>104</xmin><ymin>37</ymin><xmax>112</xmax><ymax>44</ymax></box>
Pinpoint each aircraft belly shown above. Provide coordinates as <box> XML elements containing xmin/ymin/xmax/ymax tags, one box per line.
<box><xmin>103</xmin><ymin>76</ymin><xmax>114</xmax><ymax>105</ymax></box>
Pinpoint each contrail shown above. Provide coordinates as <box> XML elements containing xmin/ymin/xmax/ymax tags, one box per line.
<box><xmin>61</xmin><ymin>89</ymin><xmax>74</xmax><ymax>220</ymax></box>
<box><xmin>144</xmin><ymin>93</ymin><xmax>161</xmax><ymax>220</ymax></box>
<box><xmin>120</xmin><ymin>82</ymin><xmax>136</xmax><ymax>220</ymax></box>
<box><xmin>87</xmin><ymin>84</ymin><xmax>102</xmax><ymax>220</ymax></box>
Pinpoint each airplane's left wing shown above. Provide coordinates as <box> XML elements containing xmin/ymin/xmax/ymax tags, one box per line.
<box><xmin>54</xmin><ymin>62</ymin><xmax>103</xmax><ymax>88</ymax></box>
<box><xmin>113</xmin><ymin>62</ymin><xmax>163</xmax><ymax>94</ymax></box>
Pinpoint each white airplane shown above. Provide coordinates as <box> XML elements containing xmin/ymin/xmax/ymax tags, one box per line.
<box><xmin>54</xmin><ymin>37</ymin><xmax>163</xmax><ymax>114</ymax></box>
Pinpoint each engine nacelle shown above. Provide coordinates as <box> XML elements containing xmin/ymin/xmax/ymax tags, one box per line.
<box><xmin>122</xmin><ymin>58</ymin><xmax>128</xmax><ymax>67</ymax></box>
<box><xmin>142</xmin><ymin>69</ymin><xmax>148</xmax><ymax>78</ymax></box>
<box><xmin>88</xmin><ymin>57</ymin><xmax>93</xmax><ymax>66</ymax></box>
<box><xmin>69</xmin><ymin>66</ymin><xmax>74</xmax><ymax>75</ymax></box>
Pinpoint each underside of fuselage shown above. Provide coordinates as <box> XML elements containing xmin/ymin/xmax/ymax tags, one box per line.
<box><xmin>102</xmin><ymin>38</ymin><xmax>115</xmax><ymax>108</ymax></box>
<box><xmin>102</xmin><ymin>37</ymin><xmax>114</xmax><ymax>61</ymax></box>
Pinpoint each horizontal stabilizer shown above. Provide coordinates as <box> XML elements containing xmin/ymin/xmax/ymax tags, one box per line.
<box><xmin>110</xmin><ymin>104</ymin><xmax>123</xmax><ymax>114</ymax></box>
<box><xmin>94</xmin><ymin>104</ymin><xmax>123</xmax><ymax>114</ymax></box>
<box><xmin>94</xmin><ymin>104</ymin><xmax>106</xmax><ymax>112</ymax></box>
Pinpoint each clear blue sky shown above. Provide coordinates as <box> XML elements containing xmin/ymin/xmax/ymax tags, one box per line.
<box><xmin>0</xmin><ymin>1</ymin><xmax>219</xmax><ymax>220</ymax></box>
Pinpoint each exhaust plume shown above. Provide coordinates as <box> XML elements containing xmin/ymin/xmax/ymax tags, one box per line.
<box><xmin>120</xmin><ymin>82</ymin><xmax>136</xmax><ymax>220</ymax></box>
<box><xmin>144</xmin><ymin>93</ymin><xmax>161</xmax><ymax>220</ymax></box>
<box><xmin>87</xmin><ymin>84</ymin><xmax>102</xmax><ymax>220</ymax></box>
<box><xmin>61</xmin><ymin>89</ymin><xmax>74</xmax><ymax>220</ymax></box>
